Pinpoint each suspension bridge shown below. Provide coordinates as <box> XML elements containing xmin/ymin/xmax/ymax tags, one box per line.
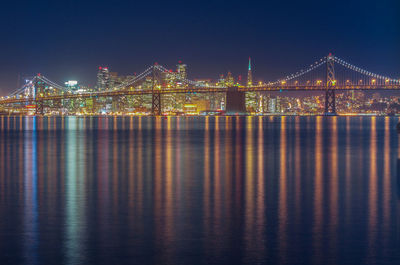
<box><xmin>0</xmin><ymin>54</ymin><xmax>399</xmax><ymax>115</ymax></box>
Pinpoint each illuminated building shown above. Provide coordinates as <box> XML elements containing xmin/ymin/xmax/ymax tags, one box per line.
<box><xmin>268</xmin><ymin>97</ymin><xmax>277</xmax><ymax>113</ymax></box>
<box><xmin>183</xmin><ymin>103</ymin><xmax>197</xmax><ymax>114</ymax></box>
<box><xmin>65</xmin><ymin>80</ymin><xmax>79</xmax><ymax>92</ymax></box>
<box><xmin>183</xmin><ymin>100</ymin><xmax>210</xmax><ymax>114</ymax></box>
<box><xmin>161</xmin><ymin>66</ymin><xmax>187</xmax><ymax>111</ymax></box>
<box><xmin>97</xmin><ymin>67</ymin><xmax>110</xmax><ymax>91</ymax></box>
<box><xmin>245</xmin><ymin>58</ymin><xmax>258</xmax><ymax>112</ymax></box>
<box><xmin>217</xmin><ymin>74</ymin><xmax>226</xmax><ymax>87</ymax></box>
<box><xmin>176</xmin><ymin>61</ymin><xmax>187</xmax><ymax>81</ymax></box>
<box><xmin>109</xmin><ymin>72</ymin><xmax>124</xmax><ymax>89</ymax></box>
<box><xmin>77</xmin><ymin>85</ymin><xmax>93</xmax><ymax>93</ymax></box>
<box><xmin>226</xmin><ymin>72</ymin><xmax>234</xmax><ymax>86</ymax></box>
<box><xmin>193</xmin><ymin>100</ymin><xmax>210</xmax><ymax>113</ymax></box>
<box><xmin>195</xmin><ymin>79</ymin><xmax>211</xmax><ymax>87</ymax></box>
<box><xmin>247</xmin><ymin>57</ymin><xmax>253</xmax><ymax>87</ymax></box>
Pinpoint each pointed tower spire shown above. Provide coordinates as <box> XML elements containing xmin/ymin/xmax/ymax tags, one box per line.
<box><xmin>247</xmin><ymin>57</ymin><xmax>253</xmax><ymax>87</ymax></box>
<box><xmin>248</xmin><ymin>57</ymin><xmax>251</xmax><ymax>71</ymax></box>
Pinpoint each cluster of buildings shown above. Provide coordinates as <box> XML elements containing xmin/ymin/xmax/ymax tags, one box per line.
<box><xmin>55</xmin><ymin>59</ymin><xmax>400</xmax><ymax>115</ymax></box>
<box><xmin>86</xmin><ymin>59</ymin><xmax>259</xmax><ymax>114</ymax></box>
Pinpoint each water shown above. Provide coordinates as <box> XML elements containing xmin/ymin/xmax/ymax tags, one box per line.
<box><xmin>0</xmin><ymin>116</ymin><xmax>399</xmax><ymax>265</ymax></box>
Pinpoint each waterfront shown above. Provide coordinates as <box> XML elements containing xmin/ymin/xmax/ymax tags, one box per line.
<box><xmin>0</xmin><ymin>116</ymin><xmax>399</xmax><ymax>264</ymax></box>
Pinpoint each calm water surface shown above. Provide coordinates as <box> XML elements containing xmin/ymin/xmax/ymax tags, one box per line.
<box><xmin>0</xmin><ymin>116</ymin><xmax>399</xmax><ymax>265</ymax></box>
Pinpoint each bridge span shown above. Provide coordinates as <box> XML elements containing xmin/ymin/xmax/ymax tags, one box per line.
<box><xmin>1</xmin><ymin>54</ymin><xmax>399</xmax><ymax>115</ymax></box>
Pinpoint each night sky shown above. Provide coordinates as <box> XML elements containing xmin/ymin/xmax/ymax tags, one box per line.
<box><xmin>0</xmin><ymin>0</ymin><xmax>399</xmax><ymax>95</ymax></box>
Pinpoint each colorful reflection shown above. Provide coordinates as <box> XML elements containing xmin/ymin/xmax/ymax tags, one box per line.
<box><xmin>0</xmin><ymin>116</ymin><xmax>398</xmax><ymax>265</ymax></box>
<box><xmin>23</xmin><ymin>117</ymin><xmax>38</xmax><ymax>265</ymax></box>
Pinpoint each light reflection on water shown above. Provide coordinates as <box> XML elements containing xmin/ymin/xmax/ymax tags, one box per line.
<box><xmin>0</xmin><ymin>116</ymin><xmax>399</xmax><ymax>265</ymax></box>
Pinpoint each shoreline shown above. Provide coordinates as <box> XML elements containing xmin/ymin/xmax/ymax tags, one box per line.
<box><xmin>0</xmin><ymin>114</ymin><xmax>398</xmax><ymax>117</ymax></box>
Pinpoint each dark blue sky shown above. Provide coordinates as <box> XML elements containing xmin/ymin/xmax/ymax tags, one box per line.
<box><xmin>0</xmin><ymin>0</ymin><xmax>399</xmax><ymax>94</ymax></box>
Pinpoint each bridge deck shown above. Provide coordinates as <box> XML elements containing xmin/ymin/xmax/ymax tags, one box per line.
<box><xmin>1</xmin><ymin>85</ymin><xmax>400</xmax><ymax>104</ymax></box>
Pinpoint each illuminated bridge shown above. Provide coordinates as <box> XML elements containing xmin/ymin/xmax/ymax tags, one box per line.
<box><xmin>0</xmin><ymin>54</ymin><xmax>399</xmax><ymax>115</ymax></box>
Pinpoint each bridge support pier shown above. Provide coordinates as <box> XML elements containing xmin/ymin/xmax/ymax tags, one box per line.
<box><xmin>225</xmin><ymin>87</ymin><xmax>247</xmax><ymax>115</ymax></box>
<box><xmin>324</xmin><ymin>89</ymin><xmax>336</xmax><ymax>115</ymax></box>
<box><xmin>152</xmin><ymin>92</ymin><xmax>161</xmax><ymax>115</ymax></box>
<box><xmin>35</xmin><ymin>99</ymin><xmax>44</xmax><ymax>115</ymax></box>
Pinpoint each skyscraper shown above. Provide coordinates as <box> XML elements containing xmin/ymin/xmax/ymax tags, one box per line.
<box><xmin>109</xmin><ymin>72</ymin><xmax>128</xmax><ymax>89</ymax></box>
<box><xmin>245</xmin><ymin>58</ymin><xmax>257</xmax><ymax>112</ymax></box>
<box><xmin>176</xmin><ymin>61</ymin><xmax>187</xmax><ymax>81</ymax></box>
<box><xmin>97</xmin><ymin>67</ymin><xmax>110</xmax><ymax>91</ymax></box>
<box><xmin>247</xmin><ymin>57</ymin><xmax>253</xmax><ymax>87</ymax></box>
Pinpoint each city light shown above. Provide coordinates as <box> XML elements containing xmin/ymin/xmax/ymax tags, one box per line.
<box><xmin>0</xmin><ymin>55</ymin><xmax>399</xmax><ymax>116</ymax></box>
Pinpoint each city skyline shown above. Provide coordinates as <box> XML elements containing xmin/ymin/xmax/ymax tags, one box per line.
<box><xmin>2</xmin><ymin>52</ymin><xmax>400</xmax><ymax>95</ymax></box>
<box><xmin>1</xmin><ymin>54</ymin><xmax>400</xmax><ymax>116</ymax></box>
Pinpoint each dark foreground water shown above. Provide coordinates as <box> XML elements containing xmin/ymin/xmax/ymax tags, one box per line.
<box><xmin>0</xmin><ymin>116</ymin><xmax>399</xmax><ymax>265</ymax></box>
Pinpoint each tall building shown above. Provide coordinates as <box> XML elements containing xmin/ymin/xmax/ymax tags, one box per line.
<box><xmin>109</xmin><ymin>72</ymin><xmax>118</xmax><ymax>89</ymax></box>
<box><xmin>109</xmin><ymin>72</ymin><xmax>128</xmax><ymax>89</ymax></box>
<box><xmin>226</xmin><ymin>72</ymin><xmax>234</xmax><ymax>86</ymax></box>
<box><xmin>245</xmin><ymin>58</ymin><xmax>257</xmax><ymax>112</ymax></box>
<box><xmin>217</xmin><ymin>74</ymin><xmax>226</xmax><ymax>87</ymax></box>
<box><xmin>176</xmin><ymin>61</ymin><xmax>187</xmax><ymax>80</ymax></box>
<box><xmin>97</xmin><ymin>67</ymin><xmax>110</xmax><ymax>91</ymax></box>
<box><xmin>162</xmin><ymin>70</ymin><xmax>176</xmax><ymax>87</ymax></box>
<box><xmin>247</xmin><ymin>57</ymin><xmax>253</xmax><ymax>87</ymax></box>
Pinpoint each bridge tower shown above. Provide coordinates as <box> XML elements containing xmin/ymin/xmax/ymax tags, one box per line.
<box><xmin>325</xmin><ymin>54</ymin><xmax>336</xmax><ymax>115</ymax></box>
<box><xmin>34</xmin><ymin>76</ymin><xmax>44</xmax><ymax>115</ymax></box>
<box><xmin>151</xmin><ymin>65</ymin><xmax>162</xmax><ymax>115</ymax></box>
